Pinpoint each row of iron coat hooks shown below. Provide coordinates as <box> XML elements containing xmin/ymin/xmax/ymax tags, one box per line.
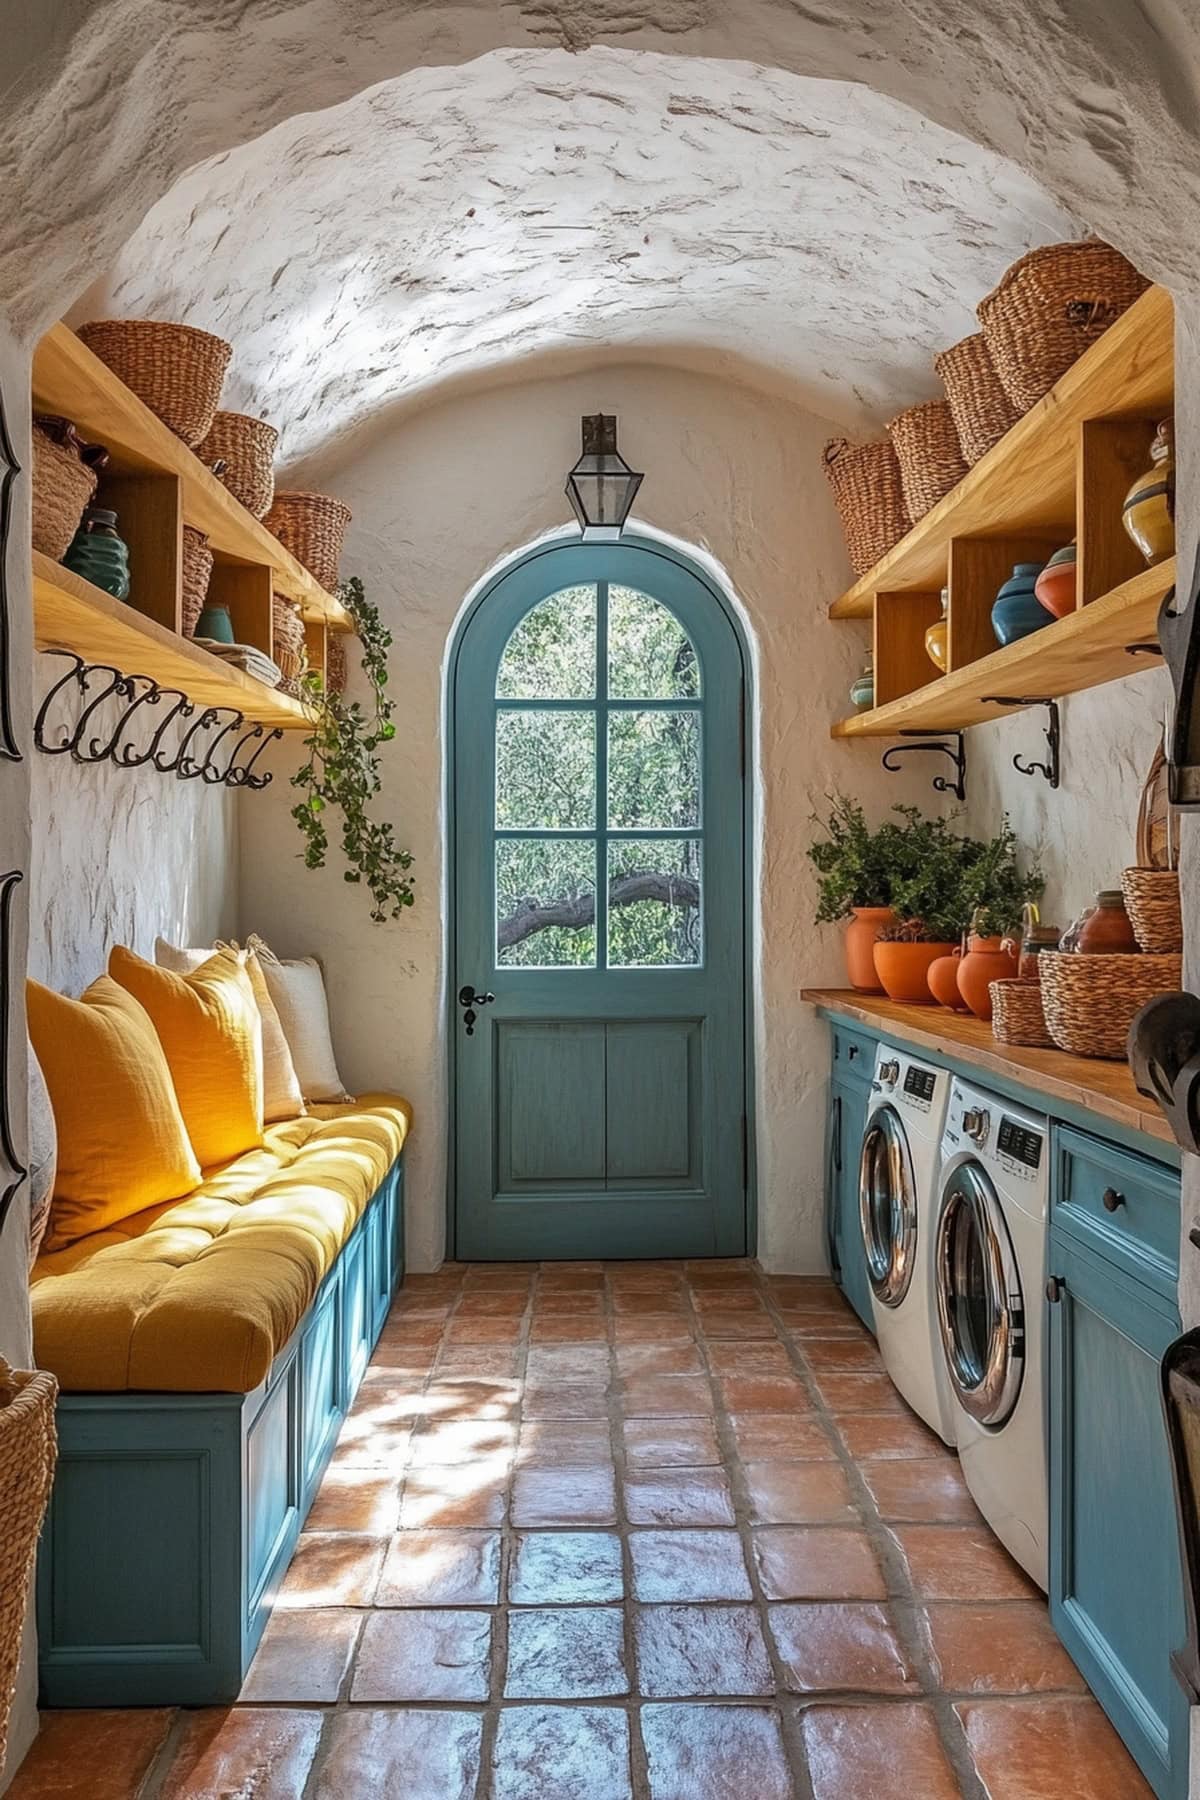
<box><xmin>34</xmin><ymin>649</ymin><xmax>282</xmax><ymax>788</ymax></box>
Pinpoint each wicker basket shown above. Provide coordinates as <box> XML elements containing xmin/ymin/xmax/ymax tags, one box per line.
<box><xmin>821</xmin><ymin>438</ymin><xmax>911</xmax><ymax>579</ymax></box>
<box><xmin>0</xmin><ymin>1356</ymin><xmax>57</xmax><ymax>1772</ymax></box>
<box><xmin>977</xmin><ymin>241</ymin><xmax>1150</xmax><ymax>413</ymax></box>
<box><xmin>195</xmin><ymin>411</ymin><xmax>278</xmax><ymax>518</ymax></box>
<box><xmin>263</xmin><ymin>491</ymin><xmax>352</xmax><ymax>593</ymax></box>
<box><xmin>934</xmin><ymin>333</ymin><xmax>1023</xmax><ymax>465</ymax></box>
<box><xmin>1039</xmin><ymin>950</ymin><xmax>1182</xmax><ymax>1060</ymax></box>
<box><xmin>887</xmin><ymin>400</ymin><xmax>969</xmax><ymax>521</ymax></box>
<box><xmin>990</xmin><ymin>979</ymin><xmax>1054</xmax><ymax>1049</ymax></box>
<box><xmin>1120</xmin><ymin>867</ymin><xmax>1183</xmax><ymax>954</ymax></box>
<box><xmin>77</xmin><ymin>319</ymin><xmax>231</xmax><ymax>447</ymax></box>
<box><xmin>31</xmin><ymin>422</ymin><xmax>98</xmax><ymax>559</ymax></box>
<box><xmin>181</xmin><ymin>526</ymin><xmax>214</xmax><ymax>637</ymax></box>
<box><xmin>326</xmin><ymin>630</ymin><xmax>348</xmax><ymax>696</ymax></box>
<box><xmin>272</xmin><ymin>593</ymin><xmax>306</xmax><ymax>692</ymax></box>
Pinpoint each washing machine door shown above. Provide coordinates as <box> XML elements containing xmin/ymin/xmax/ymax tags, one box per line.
<box><xmin>858</xmin><ymin>1105</ymin><xmax>917</xmax><ymax>1308</ymax></box>
<box><xmin>935</xmin><ymin>1161</ymin><xmax>1024</xmax><ymax>1427</ymax></box>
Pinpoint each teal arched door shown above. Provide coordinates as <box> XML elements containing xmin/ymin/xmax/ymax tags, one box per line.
<box><xmin>451</xmin><ymin>539</ymin><xmax>748</xmax><ymax>1260</ymax></box>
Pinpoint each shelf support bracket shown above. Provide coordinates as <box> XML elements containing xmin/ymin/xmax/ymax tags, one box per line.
<box><xmin>982</xmin><ymin>695</ymin><xmax>1060</xmax><ymax>789</ymax></box>
<box><xmin>880</xmin><ymin>731</ymin><xmax>966</xmax><ymax>803</ymax></box>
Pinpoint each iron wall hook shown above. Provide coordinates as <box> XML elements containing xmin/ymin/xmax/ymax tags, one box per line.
<box><xmin>982</xmin><ymin>696</ymin><xmax>1061</xmax><ymax>788</ymax></box>
<box><xmin>880</xmin><ymin>731</ymin><xmax>966</xmax><ymax>803</ymax></box>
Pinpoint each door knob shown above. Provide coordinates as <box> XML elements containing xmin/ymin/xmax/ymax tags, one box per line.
<box><xmin>458</xmin><ymin>986</ymin><xmax>495</xmax><ymax>1037</ymax></box>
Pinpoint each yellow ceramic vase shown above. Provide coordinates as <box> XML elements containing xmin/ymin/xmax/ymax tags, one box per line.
<box><xmin>924</xmin><ymin>589</ymin><xmax>949</xmax><ymax>672</ymax></box>
<box><xmin>1123</xmin><ymin>420</ymin><xmax>1174</xmax><ymax>565</ymax></box>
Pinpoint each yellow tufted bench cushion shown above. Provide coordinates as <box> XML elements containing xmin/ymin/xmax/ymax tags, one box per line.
<box><xmin>31</xmin><ymin>1094</ymin><xmax>411</xmax><ymax>1394</ymax></box>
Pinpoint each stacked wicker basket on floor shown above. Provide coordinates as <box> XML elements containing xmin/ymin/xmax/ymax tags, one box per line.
<box><xmin>0</xmin><ymin>1357</ymin><xmax>57</xmax><ymax>1772</ymax></box>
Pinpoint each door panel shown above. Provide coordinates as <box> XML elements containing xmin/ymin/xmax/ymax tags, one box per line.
<box><xmin>498</xmin><ymin>1021</ymin><xmax>607</xmax><ymax>1185</ymax></box>
<box><xmin>605</xmin><ymin>1020</ymin><xmax>700</xmax><ymax>1186</ymax></box>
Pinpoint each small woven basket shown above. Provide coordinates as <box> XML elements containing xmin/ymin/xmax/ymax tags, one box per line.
<box><xmin>326</xmin><ymin>630</ymin><xmax>348</xmax><ymax>696</ymax></box>
<box><xmin>887</xmin><ymin>400</ymin><xmax>969</xmax><ymax>521</ymax></box>
<box><xmin>1039</xmin><ymin>950</ymin><xmax>1182</xmax><ymax>1060</ymax></box>
<box><xmin>977</xmin><ymin>241</ymin><xmax>1150</xmax><ymax>413</ymax></box>
<box><xmin>990</xmin><ymin>979</ymin><xmax>1054</xmax><ymax>1049</ymax></box>
<box><xmin>272</xmin><ymin>593</ymin><xmax>306</xmax><ymax>692</ymax></box>
<box><xmin>31</xmin><ymin>423</ymin><xmax>98</xmax><ymax>559</ymax></box>
<box><xmin>181</xmin><ymin>526</ymin><xmax>214</xmax><ymax>637</ymax></box>
<box><xmin>195</xmin><ymin>411</ymin><xmax>278</xmax><ymax>518</ymax></box>
<box><xmin>1120</xmin><ymin>867</ymin><xmax>1183</xmax><ymax>954</ymax></box>
<box><xmin>934</xmin><ymin>332</ymin><xmax>1023</xmax><ymax>464</ymax></box>
<box><xmin>0</xmin><ymin>1356</ymin><xmax>58</xmax><ymax>1773</ymax></box>
<box><xmin>77</xmin><ymin>319</ymin><xmax>231</xmax><ymax>447</ymax></box>
<box><xmin>821</xmin><ymin>438</ymin><xmax>911</xmax><ymax>579</ymax></box>
<box><xmin>263</xmin><ymin>491</ymin><xmax>352</xmax><ymax>593</ymax></box>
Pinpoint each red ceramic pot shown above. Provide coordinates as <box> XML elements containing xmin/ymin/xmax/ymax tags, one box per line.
<box><xmin>844</xmin><ymin>907</ymin><xmax>898</xmax><ymax>992</ymax></box>
<box><xmin>1034</xmin><ymin>560</ymin><xmax>1076</xmax><ymax>619</ymax></box>
<box><xmin>956</xmin><ymin>934</ymin><xmax>1019</xmax><ymax>1020</ymax></box>
<box><xmin>927</xmin><ymin>947</ymin><xmax>968</xmax><ymax>1010</ymax></box>
<box><xmin>873</xmin><ymin>940</ymin><xmax>957</xmax><ymax>1004</ymax></box>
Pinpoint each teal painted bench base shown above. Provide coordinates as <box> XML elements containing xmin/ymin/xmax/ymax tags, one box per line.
<box><xmin>36</xmin><ymin>1156</ymin><xmax>404</xmax><ymax>1707</ymax></box>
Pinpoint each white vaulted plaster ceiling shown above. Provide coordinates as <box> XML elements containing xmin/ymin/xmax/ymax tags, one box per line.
<box><xmin>82</xmin><ymin>49</ymin><xmax>1078</xmax><ymax>471</ymax></box>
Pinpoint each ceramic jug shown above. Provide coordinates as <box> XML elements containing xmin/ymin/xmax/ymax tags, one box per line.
<box><xmin>924</xmin><ymin>588</ymin><xmax>949</xmax><ymax>672</ymax></box>
<box><xmin>992</xmin><ymin>562</ymin><xmax>1051</xmax><ymax>647</ymax></box>
<box><xmin>1123</xmin><ymin>420</ymin><xmax>1174</xmax><ymax>565</ymax></box>
<box><xmin>63</xmin><ymin>506</ymin><xmax>130</xmax><ymax>601</ymax></box>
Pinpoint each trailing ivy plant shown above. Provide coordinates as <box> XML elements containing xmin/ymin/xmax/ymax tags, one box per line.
<box><xmin>291</xmin><ymin>577</ymin><xmax>415</xmax><ymax>922</ymax></box>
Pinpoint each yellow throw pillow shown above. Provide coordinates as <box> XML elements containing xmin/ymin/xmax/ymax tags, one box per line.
<box><xmin>154</xmin><ymin>937</ymin><xmax>306</xmax><ymax>1123</ymax></box>
<box><xmin>27</xmin><ymin>976</ymin><xmax>201</xmax><ymax>1251</ymax></box>
<box><xmin>109</xmin><ymin>946</ymin><xmax>264</xmax><ymax>1168</ymax></box>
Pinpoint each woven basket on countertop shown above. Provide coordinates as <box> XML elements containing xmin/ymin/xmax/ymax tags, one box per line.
<box><xmin>821</xmin><ymin>438</ymin><xmax>911</xmax><ymax>579</ymax></box>
<box><xmin>195</xmin><ymin>411</ymin><xmax>278</xmax><ymax>519</ymax></box>
<box><xmin>263</xmin><ymin>491</ymin><xmax>352</xmax><ymax>594</ymax></box>
<box><xmin>989</xmin><ymin>979</ymin><xmax>1054</xmax><ymax>1050</ymax></box>
<box><xmin>977</xmin><ymin>240</ymin><xmax>1150</xmax><ymax>414</ymax></box>
<box><xmin>31</xmin><ymin>421</ymin><xmax>98</xmax><ymax>559</ymax></box>
<box><xmin>77</xmin><ymin>319</ymin><xmax>231</xmax><ymax>448</ymax></box>
<box><xmin>887</xmin><ymin>399</ymin><xmax>969</xmax><ymax>521</ymax></box>
<box><xmin>0</xmin><ymin>1356</ymin><xmax>58</xmax><ymax>1772</ymax></box>
<box><xmin>934</xmin><ymin>332</ymin><xmax>1023</xmax><ymax>465</ymax></box>
<box><xmin>272</xmin><ymin>593</ymin><xmax>306</xmax><ymax>693</ymax></box>
<box><xmin>1120</xmin><ymin>867</ymin><xmax>1182</xmax><ymax>955</ymax></box>
<box><xmin>181</xmin><ymin>526</ymin><xmax>213</xmax><ymax>637</ymax></box>
<box><xmin>1039</xmin><ymin>950</ymin><xmax>1181</xmax><ymax>1060</ymax></box>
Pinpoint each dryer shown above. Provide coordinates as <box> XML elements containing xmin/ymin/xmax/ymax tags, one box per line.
<box><xmin>935</xmin><ymin>1077</ymin><xmax>1049</xmax><ymax>1589</ymax></box>
<box><xmin>858</xmin><ymin>1045</ymin><xmax>955</xmax><ymax>1444</ymax></box>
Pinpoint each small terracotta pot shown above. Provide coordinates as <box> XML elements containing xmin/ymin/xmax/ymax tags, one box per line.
<box><xmin>844</xmin><ymin>907</ymin><xmax>897</xmax><ymax>992</ymax></box>
<box><xmin>956</xmin><ymin>934</ymin><xmax>1020</xmax><ymax>1020</ymax></box>
<box><xmin>927</xmin><ymin>948</ymin><xmax>969</xmax><ymax>1010</ymax></box>
<box><xmin>873</xmin><ymin>940</ymin><xmax>957</xmax><ymax>1004</ymax></box>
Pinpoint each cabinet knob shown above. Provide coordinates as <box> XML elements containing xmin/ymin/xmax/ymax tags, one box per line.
<box><xmin>1045</xmin><ymin>1276</ymin><xmax>1065</xmax><ymax>1304</ymax></box>
<box><xmin>1101</xmin><ymin>1187</ymin><xmax>1125</xmax><ymax>1213</ymax></box>
<box><xmin>847</xmin><ymin>1044</ymin><xmax>859</xmax><ymax>1061</ymax></box>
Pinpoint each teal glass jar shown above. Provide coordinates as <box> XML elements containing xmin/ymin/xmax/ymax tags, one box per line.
<box><xmin>195</xmin><ymin>602</ymin><xmax>235</xmax><ymax>644</ymax></box>
<box><xmin>63</xmin><ymin>507</ymin><xmax>130</xmax><ymax>601</ymax></box>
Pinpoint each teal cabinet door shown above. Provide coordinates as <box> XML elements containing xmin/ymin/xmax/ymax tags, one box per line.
<box><xmin>451</xmin><ymin>540</ymin><xmax>748</xmax><ymax>1260</ymax></box>
<box><xmin>827</xmin><ymin>1074</ymin><xmax>874</xmax><ymax>1330</ymax></box>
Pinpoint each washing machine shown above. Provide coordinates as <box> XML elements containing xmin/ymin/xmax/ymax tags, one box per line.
<box><xmin>935</xmin><ymin>1077</ymin><xmax>1049</xmax><ymax>1589</ymax></box>
<box><xmin>858</xmin><ymin>1045</ymin><xmax>956</xmax><ymax>1445</ymax></box>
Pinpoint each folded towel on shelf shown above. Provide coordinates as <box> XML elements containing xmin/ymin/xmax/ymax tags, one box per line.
<box><xmin>194</xmin><ymin>639</ymin><xmax>283</xmax><ymax>689</ymax></box>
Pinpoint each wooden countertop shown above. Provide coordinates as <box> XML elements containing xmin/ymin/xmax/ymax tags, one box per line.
<box><xmin>802</xmin><ymin>988</ymin><xmax>1173</xmax><ymax>1148</ymax></box>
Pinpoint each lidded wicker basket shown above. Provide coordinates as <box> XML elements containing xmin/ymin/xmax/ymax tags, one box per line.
<box><xmin>1120</xmin><ymin>868</ymin><xmax>1182</xmax><ymax>954</ymax></box>
<box><xmin>977</xmin><ymin>241</ymin><xmax>1150</xmax><ymax>413</ymax></box>
<box><xmin>1039</xmin><ymin>950</ymin><xmax>1181</xmax><ymax>1060</ymax></box>
<box><xmin>272</xmin><ymin>593</ymin><xmax>306</xmax><ymax>693</ymax></box>
<box><xmin>0</xmin><ymin>1356</ymin><xmax>58</xmax><ymax>1772</ymax></box>
<box><xmin>181</xmin><ymin>527</ymin><xmax>214</xmax><ymax>637</ymax></box>
<box><xmin>31</xmin><ymin>421</ymin><xmax>99</xmax><ymax>559</ymax></box>
<box><xmin>990</xmin><ymin>979</ymin><xmax>1054</xmax><ymax>1049</ymax></box>
<box><xmin>821</xmin><ymin>438</ymin><xmax>910</xmax><ymax>579</ymax></box>
<box><xmin>195</xmin><ymin>411</ymin><xmax>278</xmax><ymax>518</ymax></box>
<box><xmin>263</xmin><ymin>491</ymin><xmax>352</xmax><ymax>594</ymax></box>
<box><xmin>934</xmin><ymin>333</ymin><xmax>1022</xmax><ymax>465</ymax></box>
<box><xmin>77</xmin><ymin>319</ymin><xmax>231</xmax><ymax>447</ymax></box>
<box><xmin>887</xmin><ymin>400</ymin><xmax>969</xmax><ymax>521</ymax></box>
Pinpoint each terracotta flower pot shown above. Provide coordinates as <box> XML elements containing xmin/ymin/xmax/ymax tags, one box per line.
<box><xmin>873</xmin><ymin>939</ymin><xmax>957</xmax><ymax>1004</ymax></box>
<box><xmin>844</xmin><ymin>907</ymin><xmax>897</xmax><ymax>992</ymax></box>
<box><xmin>927</xmin><ymin>948</ymin><xmax>968</xmax><ymax>1010</ymax></box>
<box><xmin>956</xmin><ymin>934</ymin><xmax>1019</xmax><ymax>1020</ymax></box>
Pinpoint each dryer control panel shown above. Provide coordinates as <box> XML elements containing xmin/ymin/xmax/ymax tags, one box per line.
<box><xmin>996</xmin><ymin>1116</ymin><xmax>1043</xmax><ymax>1181</ymax></box>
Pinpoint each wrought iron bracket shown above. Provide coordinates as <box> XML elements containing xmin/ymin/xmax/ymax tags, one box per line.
<box><xmin>982</xmin><ymin>696</ymin><xmax>1060</xmax><ymax>788</ymax></box>
<box><xmin>34</xmin><ymin>649</ymin><xmax>282</xmax><ymax>789</ymax></box>
<box><xmin>1128</xmin><ymin>991</ymin><xmax>1200</xmax><ymax>1157</ymax></box>
<box><xmin>1157</xmin><ymin>552</ymin><xmax>1200</xmax><ymax>806</ymax></box>
<box><xmin>880</xmin><ymin>731</ymin><xmax>966</xmax><ymax>803</ymax></box>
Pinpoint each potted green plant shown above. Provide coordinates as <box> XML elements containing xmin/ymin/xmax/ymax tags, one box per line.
<box><xmin>873</xmin><ymin>808</ymin><xmax>976</xmax><ymax>1003</ymax></box>
<box><xmin>954</xmin><ymin>821</ymin><xmax>1044</xmax><ymax>1019</ymax></box>
<box><xmin>808</xmin><ymin>797</ymin><xmax>901</xmax><ymax>991</ymax></box>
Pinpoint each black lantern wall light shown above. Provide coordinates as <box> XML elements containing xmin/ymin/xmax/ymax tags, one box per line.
<box><xmin>565</xmin><ymin>415</ymin><xmax>642</xmax><ymax>541</ymax></box>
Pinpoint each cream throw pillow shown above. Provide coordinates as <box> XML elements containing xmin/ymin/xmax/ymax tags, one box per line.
<box><xmin>246</xmin><ymin>935</ymin><xmax>351</xmax><ymax>1104</ymax></box>
<box><xmin>155</xmin><ymin>937</ymin><xmax>306</xmax><ymax>1122</ymax></box>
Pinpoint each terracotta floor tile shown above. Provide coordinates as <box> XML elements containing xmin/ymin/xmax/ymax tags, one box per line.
<box><xmin>525</xmin><ymin>1346</ymin><xmax>610</xmax><ymax>1381</ymax></box>
<box><xmin>160</xmin><ymin>1709</ymin><xmax>323</xmax><ymax>1800</ymax></box>
<box><xmin>860</xmin><ymin>1457</ymin><xmax>981</xmax><ymax>1524</ymax></box>
<box><xmin>926</xmin><ymin>1602</ymin><xmax>1086</xmax><ymax>1694</ymax></box>
<box><xmin>275</xmin><ymin>1533</ymin><xmax>385</xmax><ymax>1607</ymax></box>
<box><xmin>517</xmin><ymin>1419</ymin><xmax>613</xmax><ymax>1464</ymax></box>
<box><xmin>530</xmin><ymin>1315</ymin><xmax>609</xmax><ymax>1343</ymax></box>
<box><xmin>752</xmin><ymin>1526</ymin><xmax>887</xmax><ymax>1600</ymax></box>
<box><xmin>523</xmin><ymin>1381</ymin><xmax>610</xmax><ymax>1418</ymax></box>
<box><xmin>802</xmin><ymin>1336</ymin><xmax>886</xmax><ymax>1372</ymax></box>
<box><xmin>435</xmin><ymin>1349</ymin><xmax>523</xmax><ymax>1378</ymax></box>
<box><xmin>537</xmin><ymin>1269</ymin><xmax>606</xmax><ymax>1291</ymax></box>
<box><xmin>729</xmin><ymin>1412</ymin><xmax>837</xmax><ymax>1461</ymax></box>
<box><xmin>615</xmin><ymin>1343</ymin><xmax>705</xmax><ymax>1376</ymax></box>
<box><xmin>350</xmin><ymin>1608</ymin><xmax>491</xmax><ymax>1701</ymax></box>
<box><xmin>399</xmin><ymin>1462</ymin><xmax>510</xmax><ymax>1528</ymax></box>
<box><xmin>770</xmin><ymin>1601</ymin><xmax>919</xmax><ymax>1693</ymax></box>
<box><xmin>611</xmin><ymin>1314</ymin><xmax>695</xmax><ymax>1344</ymax></box>
<box><xmin>833</xmin><ymin>1411</ymin><xmax>943</xmax><ymax>1460</ymax></box>
<box><xmin>7</xmin><ymin>1709</ymin><xmax>173</xmax><ymax>1799</ymax></box>
<box><xmin>623</xmin><ymin>1465</ymin><xmax>736</xmax><ymax>1526</ymax></box>
<box><xmin>622</xmin><ymin>1374</ymin><xmax>714</xmax><ymax>1417</ymax></box>
<box><xmin>742</xmin><ymin>1460</ymin><xmax>856</xmax><ymax>1525</ymax></box>
<box><xmin>613</xmin><ymin>1289</ymin><xmax>688</xmax><ymax>1314</ymax></box>
<box><xmin>424</xmin><ymin>1376</ymin><xmax>521</xmax><ymax>1419</ymax></box>
<box><xmin>893</xmin><ymin>1525</ymin><xmax>1039</xmax><ymax>1601</ymax></box>
<box><xmin>813</xmin><ymin>1371</ymin><xmax>908</xmax><ymax>1412</ymax></box>
<box><xmin>719</xmin><ymin>1373</ymin><xmax>811</xmax><ymax>1413</ymax></box>
<box><xmin>692</xmin><ymin>1289</ymin><xmax>767</xmax><ymax>1313</ymax></box>
<box><xmin>409</xmin><ymin>1420</ymin><xmax>517</xmax><ymax>1467</ymax></box>
<box><xmin>779</xmin><ymin>1308</ymin><xmax>866</xmax><ymax>1337</ymax></box>
<box><xmin>455</xmin><ymin>1292</ymin><xmax>531</xmax><ymax>1318</ymax></box>
<box><xmin>240</xmin><ymin>1607</ymin><xmax>359</xmax><ymax>1702</ymax></box>
<box><xmin>641</xmin><ymin>1703</ymin><xmax>792</xmax><ymax>1800</ymax></box>
<box><xmin>956</xmin><ymin>1697</ymin><xmax>1155</xmax><ymax>1798</ymax></box>
<box><xmin>766</xmin><ymin>1278</ymin><xmax>844</xmax><ymax>1308</ymax></box>
<box><xmin>306</xmin><ymin>1469</ymin><xmax>401</xmax><ymax>1533</ymax></box>
<box><xmin>329</xmin><ymin>1418</ymin><xmax>412</xmax><ymax>1470</ymax></box>
<box><xmin>697</xmin><ymin>1311</ymin><xmax>779</xmax><ymax>1339</ymax></box>
<box><xmin>375</xmin><ymin>1528</ymin><xmax>502</xmax><ymax>1605</ymax></box>
<box><xmin>802</xmin><ymin>1703</ymin><xmax>960</xmax><ymax>1800</ymax></box>
<box><xmin>511</xmin><ymin>1463</ymin><xmax>618</xmax><ymax>1526</ymax></box>
<box><xmin>630</xmin><ymin>1528</ymin><xmax>752</xmax><ymax>1601</ymax></box>
<box><xmin>504</xmin><ymin>1606</ymin><xmax>629</xmax><ymax>1698</ymax></box>
<box><xmin>509</xmin><ymin>1530</ymin><xmax>625</xmax><ymax>1604</ymax></box>
<box><xmin>490</xmin><ymin>1705</ymin><xmax>632</xmax><ymax>1800</ymax></box>
<box><xmin>310</xmin><ymin>1710</ymin><xmax>482</xmax><ymax>1800</ymax></box>
<box><xmin>704</xmin><ymin>1340</ymin><xmax>794</xmax><ymax>1374</ymax></box>
<box><xmin>633</xmin><ymin>1603</ymin><xmax>774</xmax><ymax>1697</ymax></box>
<box><xmin>444</xmin><ymin>1318</ymin><xmax>520</xmax><ymax>1344</ymax></box>
<box><xmin>624</xmin><ymin>1417</ymin><xmax>722</xmax><ymax>1466</ymax></box>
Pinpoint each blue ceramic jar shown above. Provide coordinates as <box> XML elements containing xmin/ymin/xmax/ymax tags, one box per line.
<box><xmin>63</xmin><ymin>507</ymin><xmax>130</xmax><ymax>601</ymax></box>
<box><xmin>991</xmin><ymin>561</ymin><xmax>1050</xmax><ymax>647</ymax></box>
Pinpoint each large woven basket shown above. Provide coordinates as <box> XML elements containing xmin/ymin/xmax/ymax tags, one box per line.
<box><xmin>272</xmin><ymin>593</ymin><xmax>306</xmax><ymax>692</ymax></box>
<box><xmin>977</xmin><ymin>241</ymin><xmax>1150</xmax><ymax>413</ymax></box>
<box><xmin>990</xmin><ymin>979</ymin><xmax>1054</xmax><ymax>1049</ymax></box>
<box><xmin>934</xmin><ymin>332</ymin><xmax>1022</xmax><ymax>465</ymax></box>
<box><xmin>263</xmin><ymin>491</ymin><xmax>352</xmax><ymax>593</ymax></box>
<box><xmin>887</xmin><ymin>400</ymin><xmax>969</xmax><ymax>520</ymax></box>
<box><xmin>77</xmin><ymin>319</ymin><xmax>231</xmax><ymax>447</ymax></box>
<box><xmin>0</xmin><ymin>1356</ymin><xmax>57</xmax><ymax>1772</ymax></box>
<box><xmin>181</xmin><ymin>526</ymin><xmax>214</xmax><ymax>637</ymax></box>
<box><xmin>1120</xmin><ymin>867</ymin><xmax>1183</xmax><ymax>954</ymax></box>
<box><xmin>195</xmin><ymin>411</ymin><xmax>278</xmax><ymax>518</ymax></box>
<box><xmin>822</xmin><ymin>438</ymin><xmax>911</xmax><ymax>578</ymax></box>
<box><xmin>31</xmin><ymin>422</ymin><xmax>98</xmax><ymax>559</ymax></box>
<box><xmin>1039</xmin><ymin>950</ymin><xmax>1182</xmax><ymax>1060</ymax></box>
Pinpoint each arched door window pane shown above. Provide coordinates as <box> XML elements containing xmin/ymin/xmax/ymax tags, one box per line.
<box><xmin>608</xmin><ymin>585</ymin><xmax>700</xmax><ymax>699</ymax></box>
<box><xmin>496</xmin><ymin>584</ymin><xmax>597</xmax><ymax>699</ymax></box>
